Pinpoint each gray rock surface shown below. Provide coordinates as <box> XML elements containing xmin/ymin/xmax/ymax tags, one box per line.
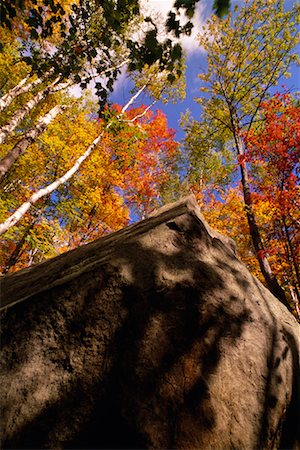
<box><xmin>1</xmin><ymin>195</ymin><xmax>299</xmax><ymax>449</ymax></box>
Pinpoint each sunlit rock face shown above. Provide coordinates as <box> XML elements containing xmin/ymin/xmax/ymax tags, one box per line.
<box><xmin>1</xmin><ymin>195</ymin><xmax>299</xmax><ymax>450</ymax></box>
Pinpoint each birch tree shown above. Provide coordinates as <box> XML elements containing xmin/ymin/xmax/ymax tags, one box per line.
<box><xmin>0</xmin><ymin>79</ymin><xmax>168</xmax><ymax>236</ymax></box>
<box><xmin>0</xmin><ymin>72</ymin><xmax>52</xmax><ymax>113</ymax></box>
<box><xmin>0</xmin><ymin>104</ymin><xmax>67</xmax><ymax>181</ymax></box>
<box><xmin>0</xmin><ymin>0</ymin><xmax>187</xmax><ymax>269</ymax></box>
<box><xmin>0</xmin><ymin>77</ymin><xmax>62</xmax><ymax>144</ymax></box>
<box><xmin>0</xmin><ymin>95</ymin><xmax>179</xmax><ymax>273</ymax></box>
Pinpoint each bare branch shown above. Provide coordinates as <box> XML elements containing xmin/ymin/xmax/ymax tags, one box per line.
<box><xmin>121</xmin><ymin>84</ymin><xmax>147</xmax><ymax>113</ymax></box>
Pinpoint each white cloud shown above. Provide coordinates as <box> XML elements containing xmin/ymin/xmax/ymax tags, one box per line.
<box><xmin>112</xmin><ymin>1</ymin><xmax>209</xmax><ymax>95</ymax></box>
<box><xmin>69</xmin><ymin>1</ymin><xmax>209</xmax><ymax>100</ymax></box>
<box><xmin>68</xmin><ymin>84</ymin><xmax>82</xmax><ymax>98</ymax></box>
<box><xmin>141</xmin><ymin>0</ymin><xmax>207</xmax><ymax>55</ymax></box>
<box><xmin>142</xmin><ymin>0</ymin><xmax>173</xmax><ymax>17</ymax></box>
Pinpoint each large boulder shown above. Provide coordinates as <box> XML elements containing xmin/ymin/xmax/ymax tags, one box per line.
<box><xmin>1</xmin><ymin>195</ymin><xmax>299</xmax><ymax>449</ymax></box>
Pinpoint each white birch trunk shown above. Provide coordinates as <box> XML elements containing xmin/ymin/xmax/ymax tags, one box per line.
<box><xmin>0</xmin><ymin>133</ymin><xmax>103</xmax><ymax>235</ymax></box>
<box><xmin>0</xmin><ymin>74</ymin><xmax>48</xmax><ymax>113</ymax></box>
<box><xmin>290</xmin><ymin>287</ymin><xmax>300</xmax><ymax>321</ymax></box>
<box><xmin>0</xmin><ymin>76</ymin><xmax>68</xmax><ymax>145</ymax></box>
<box><xmin>0</xmin><ymin>84</ymin><xmax>148</xmax><ymax>236</ymax></box>
<box><xmin>51</xmin><ymin>79</ymin><xmax>73</xmax><ymax>92</ymax></box>
<box><xmin>0</xmin><ymin>58</ymin><xmax>129</xmax><ymax>116</ymax></box>
<box><xmin>0</xmin><ymin>104</ymin><xmax>67</xmax><ymax>181</ymax></box>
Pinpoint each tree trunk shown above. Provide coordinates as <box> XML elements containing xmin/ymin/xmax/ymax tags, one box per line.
<box><xmin>0</xmin><ymin>132</ymin><xmax>103</xmax><ymax>235</ymax></box>
<box><xmin>0</xmin><ymin>58</ymin><xmax>129</xmax><ymax>115</ymax></box>
<box><xmin>236</xmin><ymin>137</ymin><xmax>291</xmax><ymax>310</ymax></box>
<box><xmin>282</xmin><ymin>216</ymin><xmax>300</xmax><ymax>293</ymax></box>
<box><xmin>0</xmin><ymin>76</ymin><xmax>62</xmax><ymax>145</ymax></box>
<box><xmin>0</xmin><ymin>73</ymin><xmax>51</xmax><ymax>113</ymax></box>
<box><xmin>0</xmin><ymin>84</ymin><xmax>149</xmax><ymax>236</ymax></box>
<box><xmin>2</xmin><ymin>222</ymin><xmax>35</xmax><ymax>274</ymax></box>
<box><xmin>289</xmin><ymin>286</ymin><xmax>300</xmax><ymax>321</ymax></box>
<box><xmin>0</xmin><ymin>104</ymin><xmax>67</xmax><ymax>182</ymax></box>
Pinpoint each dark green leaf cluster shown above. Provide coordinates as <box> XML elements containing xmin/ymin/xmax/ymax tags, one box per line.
<box><xmin>213</xmin><ymin>0</ymin><xmax>230</xmax><ymax>18</ymax></box>
<box><xmin>17</xmin><ymin>0</ymin><xmax>134</xmax><ymax>112</ymax></box>
<box><xmin>166</xmin><ymin>0</ymin><xmax>231</xmax><ymax>37</ymax></box>
<box><xmin>0</xmin><ymin>0</ymin><xmax>24</xmax><ymax>29</ymax></box>
<box><xmin>0</xmin><ymin>0</ymin><xmax>231</xmax><ymax>114</ymax></box>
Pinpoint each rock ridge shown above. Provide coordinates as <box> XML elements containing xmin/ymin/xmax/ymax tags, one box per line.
<box><xmin>0</xmin><ymin>195</ymin><xmax>299</xmax><ymax>449</ymax></box>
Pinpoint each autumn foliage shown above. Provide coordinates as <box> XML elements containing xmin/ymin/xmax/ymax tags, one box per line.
<box><xmin>245</xmin><ymin>94</ymin><xmax>300</xmax><ymax>219</ymax></box>
<box><xmin>194</xmin><ymin>94</ymin><xmax>300</xmax><ymax>317</ymax></box>
<box><xmin>0</xmin><ymin>100</ymin><xmax>179</xmax><ymax>272</ymax></box>
<box><xmin>245</xmin><ymin>95</ymin><xmax>300</xmax><ymax>302</ymax></box>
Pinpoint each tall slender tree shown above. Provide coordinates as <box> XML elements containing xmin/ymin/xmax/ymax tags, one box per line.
<box><xmin>184</xmin><ymin>0</ymin><xmax>300</xmax><ymax>307</ymax></box>
<box><xmin>245</xmin><ymin>94</ymin><xmax>300</xmax><ymax>304</ymax></box>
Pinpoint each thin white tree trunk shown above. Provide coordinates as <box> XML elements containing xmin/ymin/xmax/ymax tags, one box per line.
<box><xmin>0</xmin><ymin>73</ymin><xmax>49</xmax><ymax>113</ymax></box>
<box><xmin>121</xmin><ymin>84</ymin><xmax>146</xmax><ymax>113</ymax></box>
<box><xmin>0</xmin><ymin>76</ymin><xmax>66</xmax><ymax>145</ymax></box>
<box><xmin>51</xmin><ymin>79</ymin><xmax>73</xmax><ymax>92</ymax></box>
<box><xmin>0</xmin><ymin>133</ymin><xmax>103</xmax><ymax>235</ymax></box>
<box><xmin>0</xmin><ymin>104</ymin><xmax>67</xmax><ymax>181</ymax></box>
<box><xmin>0</xmin><ymin>84</ymin><xmax>148</xmax><ymax>236</ymax></box>
<box><xmin>0</xmin><ymin>58</ymin><xmax>129</xmax><ymax>116</ymax></box>
<box><xmin>0</xmin><ymin>75</ymin><xmax>31</xmax><ymax>111</ymax></box>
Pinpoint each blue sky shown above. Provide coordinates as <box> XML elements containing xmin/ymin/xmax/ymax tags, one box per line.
<box><xmin>110</xmin><ymin>0</ymin><xmax>300</xmax><ymax>142</ymax></box>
